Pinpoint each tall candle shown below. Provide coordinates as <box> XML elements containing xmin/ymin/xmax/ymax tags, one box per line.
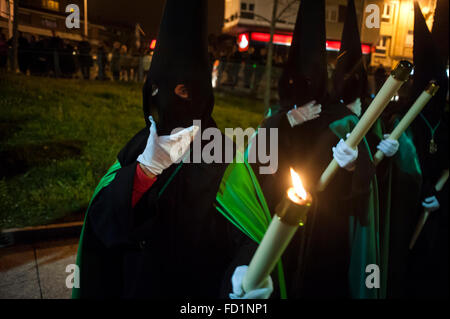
<box><xmin>373</xmin><ymin>81</ymin><xmax>439</xmax><ymax>166</ymax></box>
<box><xmin>317</xmin><ymin>60</ymin><xmax>414</xmax><ymax>191</ymax></box>
<box><xmin>242</xmin><ymin>168</ymin><xmax>312</xmax><ymax>293</ymax></box>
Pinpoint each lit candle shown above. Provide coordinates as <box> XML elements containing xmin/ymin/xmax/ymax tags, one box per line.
<box><xmin>242</xmin><ymin>168</ymin><xmax>312</xmax><ymax>293</ymax></box>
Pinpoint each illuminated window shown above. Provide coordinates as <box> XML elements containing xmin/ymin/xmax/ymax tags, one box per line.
<box><xmin>405</xmin><ymin>30</ymin><xmax>414</xmax><ymax>47</ymax></box>
<box><xmin>375</xmin><ymin>35</ymin><xmax>391</xmax><ymax>56</ymax></box>
<box><xmin>1</xmin><ymin>0</ymin><xmax>9</xmax><ymax>19</ymax></box>
<box><xmin>382</xmin><ymin>3</ymin><xmax>394</xmax><ymax>23</ymax></box>
<box><xmin>42</xmin><ymin>0</ymin><xmax>60</xmax><ymax>11</ymax></box>
<box><xmin>326</xmin><ymin>5</ymin><xmax>338</xmax><ymax>23</ymax></box>
<box><xmin>241</xmin><ymin>1</ymin><xmax>255</xmax><ymax>19</ymax></box>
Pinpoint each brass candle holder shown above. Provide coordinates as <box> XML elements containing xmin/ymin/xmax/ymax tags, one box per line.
<box><xmin>243</xmin><ymin>169</ymin><xmax>312</xmax><ymax>293</ymax></box>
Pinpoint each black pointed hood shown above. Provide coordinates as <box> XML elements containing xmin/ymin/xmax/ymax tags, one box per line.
<box><xmin>332</xmin><ymin>0</ymin><xmax>368</xmax><ymax>105</ymax></box>
<box><xmin>143</xmin><ymin>0</ymin><xmax>213</xmax><ymax>135</ymax></box>
<box><xmin>431</xmin><ymin>0</ymin><xmax>449</xmax><ymax>62</ymax></box>
<box><xmin>278</xmin><ymin>0</ymin><xmax>328</xmax><ymax>110</ymax></box>
<box><xmin>413</xmin><ymin>1</ymin><xmax>448</xmax><ymax>123</ymax></box>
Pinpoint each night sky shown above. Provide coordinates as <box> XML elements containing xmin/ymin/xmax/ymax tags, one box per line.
<box><xmin>88</xmin><ymin>0</ymin><xmax>225</xmax><ymax>38</ymax></box>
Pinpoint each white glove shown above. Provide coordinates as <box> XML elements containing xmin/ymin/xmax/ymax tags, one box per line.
<box><xmin>333</xmin><ymin>134</ymin><xmax>358</xmax><ymax>171</ymax></box>
<box><xmin>229</xmin><ymin>266</ymin><xmax>273</xmax><ymax>299</ymax></box>
<box><xmin>377</xmin><ymin>134</ymin><xmax>399</xmax><ymax>157</ymax></box>
<box><xmin>286</xmin><ymin>100</ymin><xmax>321</xmax><ymax>128</ymax></box>
<box><xmin>422</xmin><ymin>196</ymin><xmax>440</xmax><ymax>212</ymax></box>
<box><xmin>137</xmin><ymin>116</ymin><xmax>199</xmax><ymax>175</ymax></box>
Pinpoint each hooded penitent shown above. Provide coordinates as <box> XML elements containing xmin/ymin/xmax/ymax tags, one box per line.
<box><xmin>407</xmin><ymin>1</ymin><xmax>449</xmax><ymax>299</ymax></box>
<box><xmin>278</xmin><ymin>0</ymin><xmax>328</xmax><ymax>110</ymax></box>
<box><xmin>245</xmin><ymin>0</ymin><xmax>379</xmax><ymax>299</ymax></box>
<box><xmin>143</xmin><ymin>0</ymin><xmax>213</xmax><ymax>135</ymax></box>
<box><xmin>431</xmin><ymin>0</ymin><xmax>449</xmax><ymax>62</ymax></box>
<box><xmin>73</xmin><ymin>0</ymin><xmax>257</xmax><ymax>299</ymax></box>
<box><xmin>332</xmin><ymin>0</ymin><xmax>368</xmax><ymax>105</ymax></box>
<box><xmin>412</xmin><ymin>1</ymin><xmax>448</xmax><ymax>125</ymax></box>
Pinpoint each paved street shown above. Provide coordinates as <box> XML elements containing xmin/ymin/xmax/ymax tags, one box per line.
<box><xmin>0</xmin><ymin>238</ymin><xmax>78</xmax><ymax>299</ymax></box>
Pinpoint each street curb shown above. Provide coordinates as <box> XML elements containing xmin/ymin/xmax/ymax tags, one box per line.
<box><xmin>1</xmin><ymin>221</ymin><xmax>83</xmax><ymax>246</ymax></box>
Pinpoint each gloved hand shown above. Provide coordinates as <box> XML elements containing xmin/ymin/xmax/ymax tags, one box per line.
<box><xmin>422</xmin><ymin>196</ymin><xmax>440</xmax><ymax>212</ymax></box>
<box><xmin>377</xmin><ymin>134</ymin><xmax>399</xmax><ymax>157</ymax></box>
<box><xmin>229</xmin><ymin>266</ymin><xmax>273</xmax><ymax>299</ymax></box>
<box><xmin>137</xmin><ymin>116</ymin><xmax>199</xmax><ymax>176</ymax></box>
<box><xmin>286</xmin><ymin>100</ymin><xmax>321</xmax><ymax>128</ymax></box>
<box><xmin>333</xmin><ymin>134</ymin><xmax>358</xmax><ymax>171</ymax></box>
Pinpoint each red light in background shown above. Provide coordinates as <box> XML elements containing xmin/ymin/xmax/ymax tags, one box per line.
<box><xmin>238</xmin><ymin>33</ymin><xmax>250</xmax><ymax>52</ymax></box>
<box><xmin>251</xmin><ymin>32</ymin><xmax>292</xmax><ymax>46</ymax></box>
<box><xmin>250</xmin><ymin>32</ymin><xmax>372</xmax><ymax>54</ymax></box>
<box><xmin>361</xmin><ymin>44</ymin><xmax>371</xmax><ymax>55</ymax></box>
<box><xmin>326</xmin><ymin>40</ymin><xmax>341</xmax><ymax>52</ymax></box>
<box><xmin>150</xmin><ymin>39</ymin><xmax>157</xmax><ymax>50</ymax></box>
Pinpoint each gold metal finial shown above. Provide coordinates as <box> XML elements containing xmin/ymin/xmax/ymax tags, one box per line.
<box><xmin>391</xmin><ymin>60</ymin><xmax>414</xmax><ymax>82</ymax></box>
<box><xmin>425</xmin><ymin>81</ymin><xmax>440</xmax><ymax>96</ymax></box>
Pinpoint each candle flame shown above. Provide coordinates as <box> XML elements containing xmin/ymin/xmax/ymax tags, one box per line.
<box><xmin>290</xmin><ymin>168</ymin><xmax>307</xmax><ymax>200</ymax></box>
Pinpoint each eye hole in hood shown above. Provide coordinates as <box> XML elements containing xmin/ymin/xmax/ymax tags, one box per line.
<box><xmin>142</xmin><ymin>0</ymin><xmax>214</xmax><ymax>134</ymax></box>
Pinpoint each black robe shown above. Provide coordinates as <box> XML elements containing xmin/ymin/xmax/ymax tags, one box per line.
<box><xmin>75</xmin><ymin>119</ymin><xmax>256</xmax><ymax>298</ymax></box>
<box><xmin>408</xmin><ymin>112</ymin><xmax>449</xmax><ymax>298</ymax></box>
<box><xmin>251</xmin><ymin>105</ymin><xmax>376</xmax><ymax>298</ymax></box>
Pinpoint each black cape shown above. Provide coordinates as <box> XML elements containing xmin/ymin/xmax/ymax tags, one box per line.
<box><xmin>74</xmin><ymin>120</ymin><xmax>256</xmax><ymax>298</ymax></box>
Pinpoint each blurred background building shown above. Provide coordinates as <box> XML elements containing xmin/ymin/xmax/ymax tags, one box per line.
<box><xmin>0</xmin><ymin>0</ymin><xmax>443</xmax><ymax>85</ymax></box>
<box><xmin>222</xmin><ymin>0</ymin><xmax>439</xmax><ymax>69</ymax></box>
<box><xmin>0</xmin><ymin>0</ymin><xmax>105</xmax><ymax>45</ymax></box>
<box><xmin>366</xmin><ymin>0</ymin><xmax>437</xmax><ymax>68</ymax></box>
<box><xmin>0</xmin><ymin>0</ymin><xmax>149</xmax><ymax>48</ymax></box>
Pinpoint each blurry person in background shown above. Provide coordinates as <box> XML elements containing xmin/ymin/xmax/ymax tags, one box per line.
<box><xmin>142</xmin><ymin>49</ymin><xmax>152</xmax><ymax>81</ymax></box>
<box><xmin>0</xmin><ymin>33</ymin><xmax>7</xmax><ymax>70</ymax></box>
<box><xmin>79</xmin><ymin>37</ymin><xmax>93</xmax><ymax>80</ymax></box>
<box><xmin>48</xmin><ymin>32</ymin><xmax>63</xmax><ymax>78</ymax></box>
<box><xmin>111</xmin><ymin>42</ymin><xmax>121</xmax><ymax>81</ymax></box>
<box><xmin>327</xmin><ymin>59</ymin><xmax>336</xmax><ymax>91</ymax></box>
<box><xmin>272</xmin><ymin>51</ymin><xmax>285</xmax><ymax>92</ymax></box>
<box><xmin>216</xmin><ymin>48</ymin><xmax>228</xmax><ymax>88</ymax></box>
<box><xmin>29</xmin><ymin>37</ymin><xmax>48</xmax><ymax>76</ymax></box>
<box><xmin>18</xmin><ymin>33</ymin><xmax>30</xmax><ymax>75</ymax></box>
<box><xmin>243</xmin><ymin>46</ymin><xmax>255</xmax><ymax>89</ymax></box>
<box><xmin>28</xmin><ymin>35</ymin><xmax>37</xmax><ymax>73</ymax></box>
<box><xmin>97</xmin><ymin>43</ymin><xmax>107</xmax><ymax>81</ymax></box>
<box><xmin>228</xmin><ymin>44</ymin><xmax>242</xmax><ymax>88</ymax></box>
<box><xmin>60</xmin><ymin>42</ymin><xmax>77</xmax><ymax>78</ymax></box>
<box><xmin>130</xmin><ymin>49</ymin><xmax>140</xmax><ymax>82</ymax></box>
<box><xmin>120</xmin><ymin>44</ymin><xmax>129</xmax><ymax>81</ymax></box>
<box><xmin>253</xmin><ymin>47</ymin><xmax>267</xmax><ymax>93</ymax></box>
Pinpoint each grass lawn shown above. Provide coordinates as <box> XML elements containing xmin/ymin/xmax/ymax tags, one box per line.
<box><xmin>0</xmin><ymin>74</ymin><xmax>265</xmax><ymax>229</ymax></box>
